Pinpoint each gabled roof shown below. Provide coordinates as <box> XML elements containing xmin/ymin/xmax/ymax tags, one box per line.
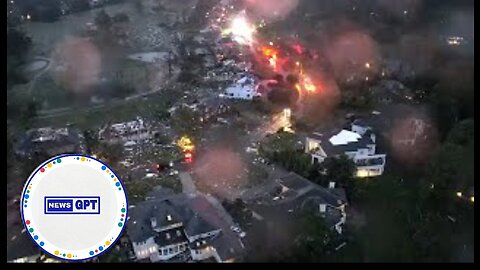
<box><xmin>278</xmin><ymin>172</ymin><xmax>347</xmax><ymax>207</ymax></box>
<box><xmin>308</xmin><ymin>128</ymin><xmax>375</xmax><ymax>156</ymax></box>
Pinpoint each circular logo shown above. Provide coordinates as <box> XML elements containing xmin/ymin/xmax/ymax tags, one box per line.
<box><xmin>20</xmin><ymin>154</ymin><xmax>128</xmax><ymax>261</ymax></box>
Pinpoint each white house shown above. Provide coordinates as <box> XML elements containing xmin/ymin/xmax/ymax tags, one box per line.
<box><xmin>305</xmin><ymin>120</ymin><xmax>386</xmax><ymax>178</ymax></box>
<box><xmin>222</xmin><ymin>75</ymin><xmax>259</xmax><ymax>100</ymax></box>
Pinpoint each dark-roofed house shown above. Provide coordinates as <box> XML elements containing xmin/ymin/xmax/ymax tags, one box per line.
<box><xmin>127</xmin><ymin>189</ymin><xmax>243</xmax><ymax>262</ymax></box>
<box><xmin>305</xmin><ymin>120</ymin><xmax>386</xmax><ymax>178</ymax></box>
<box><xmin>276</xmin><ymin>172</ymin><xmax>347</xmax><ymax>234</ymax></box>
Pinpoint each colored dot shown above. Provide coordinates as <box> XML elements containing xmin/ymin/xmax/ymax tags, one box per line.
<box><xmin>67</xmin><ymin>254</ymin><xmax>72</xmax><ymax>258</ymax></box>
<box><xmin>106</xmin><ymin>169</ymin><xmax>110</xmax><ymax>173</ymax></box>
<box><xmin>47</xmin><ymin>163</ymin><xmax>52</xmax><ymax>168</ymax></box>
<box><xmin>118</xmin><ymin>188</ymin><xmax>121</xmax><ymax>191</ymax></box>
<box><xmin>27</xmin><ymin>190</ymin><xmax>30</xmax><ymax>193</ymax></box>
<box><xmin>55</xmin><ymin>251</ymin><xmax>59</xmax><ymax>256</ymax></box>
<box><xmin>63</xmin><ymin>254</ymin><xmax>66</xmax><ymax>257</ymax></box>
<box><xmin>26</xmin><ymin>220</ymin><xmax>31</xmax><ymax>225</ymax></box>
<box><xmin>81</xmin><ymin>157</ymin><xmax>86</xmax><ymax>161</ymax></box>
<box><xmin>121</xmin><ymin>208</ymin><xmax>126</xmax><ymax>213</ymax></box>
<box><xmin>57</xmin><ymin>158</ymin><xmax>61</xmax><ymax>163</ymax></box>
<box><xmin>89</xmin><ymin>251</ymin><xmax>94</xmax><ymax>255</ymax></box>
<box><xmin>24</xmin><ymin>205</ymin><xmax>27</xmax><ymax>208</ymax></box>
<box><xmin>77</xmin><ymin>157</ymin><xmax>79</xmax><ymax>160</ymax></box>
<box><xmin>105</xmin><ymin>241</ymin><xmax>110</xmax><ymax>246</ymax></box>
<box><xmin>25</xmin><ymin>200</ymin><xmax>27</xmax><ymax>203</ymax></box>
<box><xmin>99</xmin><ymin>246</ymin><xmax>103</xmax><ymax>251</ymax></box>
<box><xmin>28</xmin><ymin>186</ymin><xmax>32</xmax><ymax>189</ymax></box>
<box><xmin>118</xmin><ymin>222</ymin><xmax>123</xmax><ymax>227</ymax></box>
<box><xmin>34</xmin><ymin>235</ymin><xmax>38</xmax><ymax>240</ymax></box>
<box><xmin>24</xmin><ymin>194</ymin><xmax>29</xmax><ymax>199</ymax></box>
<box><xmin>113</xmin><ymin>178</ymin><xmax>117</xmax><ymax>182</ymax></box>
<box><xmin>40</xmin><ymin>168</ymin><xmax>45</xmax><ymax>173</ymax></box>
<box><xmin>39</xmin><ymin>241</ymin><xmax>44</xmax><ymax>246</ymax></box>
<box><xmin>95</xmin><ymin>250</ymin><xmax>98</xmax><ymax>253</ymax></box>
<box><xmin>121</xmin><ymin>214</ymin><xmax>125</xmax><ymax>217</ymax></box>
<box><xmin>101</xmin><ymin>166</ymin><xmax>106</xmax><ymax>170</ymax></box>
<box><xmin>53</xmin><ymin>162</ymin><xmax>56</xmax><ymax>164</ymax></box>
<box><xmin>111</xmin><ymin>175</ymin><xmax>114</xmax><ymax>178</ymax></box>
<box><xmin>120</xmin><ymin>218</ymin><xmax>124</xmax><ymax>221</ymax></box>
<box><xmin>29</xmin><ymin>228</ymin><xmax>34</xmax><ymax>232</ymax></box>
<box><xmin>115</xmin><ymin>182</ymin><xmax>120</xmax><ymax>187</ymax></box>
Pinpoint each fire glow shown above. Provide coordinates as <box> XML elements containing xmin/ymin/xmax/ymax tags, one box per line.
<box><xmin>223</xmin><ymin>14</ymin><xmax>256</xmax><ymax>45</ymax></box>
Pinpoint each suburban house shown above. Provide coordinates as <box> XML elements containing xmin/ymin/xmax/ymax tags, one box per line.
<box><xmin>127</xmin><ymin>188</ymin><xmax>243</xmax><ymax>263</ymax></box>
<box><xmin>222</xmin><ymin>75</ymin><xmax>259</xmax><ymax>100</ymax></box>
<box><xmin>305</xmin><ymin>119</ymin><xmax>387</xmax><ymax>177</ymax></box>
<box><xmin>271</xmin><ymin>172</ymin><xmax>348</xmax><ymax>234</ymax></box>
<box><xmin>15</xmin><ymin>127</ymin><xmax>87</xmax><ymax>158</ymax></box>
<box><xmin>99</xmin><ymin>117</ymin><xmax>159</xmax><ymax>145</ymax></box>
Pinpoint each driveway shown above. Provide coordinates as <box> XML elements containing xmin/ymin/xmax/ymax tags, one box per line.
<box><xmin>179</xmin><ymin>172</ymin><xmax>196</xmax><ymax>196</ymax></box>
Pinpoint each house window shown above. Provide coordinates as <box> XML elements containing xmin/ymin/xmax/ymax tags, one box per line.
<box><xmin>169</xmin><ymin>247</ymin><xmax>173</xmax><ymax>254</ymax></box>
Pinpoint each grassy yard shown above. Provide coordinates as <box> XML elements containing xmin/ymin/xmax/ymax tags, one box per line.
<box><xmin>125</xmin><ymin>175</ymin><xmax>182</xmax><ymax>204</ymax></box>
<box><xmin>33</xmin><ymin>89</ymin><xmax>178</xmax><ymax>129</ymax></box>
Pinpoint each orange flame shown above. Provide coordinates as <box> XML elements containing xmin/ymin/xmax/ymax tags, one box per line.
<box><xmin>303</xmin><ymin>76</ymin><xmax>316</xmax><ymax>92</ymax></box>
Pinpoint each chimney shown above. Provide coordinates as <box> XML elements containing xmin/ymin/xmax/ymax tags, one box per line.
<box><xmin>328</xmin><ymin>182</ymin><xmax>336</xmax><ymax>189</ymax></box>
<box><xmin>319</xmin><ymin>204</ymin><xmax>326</xmax><ymax>213</ymax></box>
<box><xmin>150</xmin><ymin>217</ymin><xmax>157</xmax><ymax>229</ymax></box>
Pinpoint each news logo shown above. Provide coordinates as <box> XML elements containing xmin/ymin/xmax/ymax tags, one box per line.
<box><xmin>44</xmin><ymin>196</ymin><xmax>100</xmax><ymax>214</ymax></box>
<box><xmin>20</xmin><ymin>154</ymin><xmax>128</xmax><ymax>261</ymax></box>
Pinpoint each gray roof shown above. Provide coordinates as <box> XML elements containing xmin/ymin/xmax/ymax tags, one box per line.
<box><xmin>155</xmin><ymin>228</ymin><xmax>188</xmax><ymax>247</ymax></box>
<box><xmin>277</xmin><ymin>173</ymin><xmax>347</xmax><ymax>229</ymax></box>
<box><xmin>278</xmin><ymin>173</ymin><xmax>347</xmax><ymax>207</ymax></box>
<box><xmin>127</xmin><ymin>191</ymin><xmax>217</xmax><ymax>243</ymax></box>
<box><xmin>352</xmin><ymin>119</ymin><xmax>370</xmax><ymax>127</ymax></box>
<box><xmin>184</xmin><ymin>213</ymin><xmax>217</xmax><ymax>237</ymax></box>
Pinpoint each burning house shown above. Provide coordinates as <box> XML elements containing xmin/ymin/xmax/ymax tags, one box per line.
<box><xmin>127</xmin><ymin>188</ymin><xmax>244</xmax><ymax>262</ymax></box>
<box><xmin>305</xmin><ymin>120</ymin><xmax>387</xmax><ymax>178</ymax></box>
<box><xmin>15</xmin><ymin>127</ymin><xmax>87</xmax><ymax>158</ymax></box>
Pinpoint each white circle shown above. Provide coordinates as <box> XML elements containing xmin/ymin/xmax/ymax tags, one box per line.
<box><xmin>20</xmin><ymin>154</ymin><xmax>128</xmax><ymax>261</ymax></box>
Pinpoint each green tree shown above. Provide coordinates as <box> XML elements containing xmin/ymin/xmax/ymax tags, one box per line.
<box><xmin>112</xmin><ymin>13</ymin><xmax>130</xmax><ymax>23</ymax></box>
<box><xmin>171</xmin><ymin>106</ymin><xmax>201</xmax><ymax>138</ymax></box>
<box><xmin>95</xmin><ymin>10</ymin><xmax>112</xmax><ymax>30</ymax></box>
<box><xmin>278</xmin><ymin>212</ymin><xmax>335</xmax><ymax>262</ymax></box>
<box><xmin>321</xmin><ymin>155</ymin><xmax>356</xmax><ymax>188</ymax></box>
